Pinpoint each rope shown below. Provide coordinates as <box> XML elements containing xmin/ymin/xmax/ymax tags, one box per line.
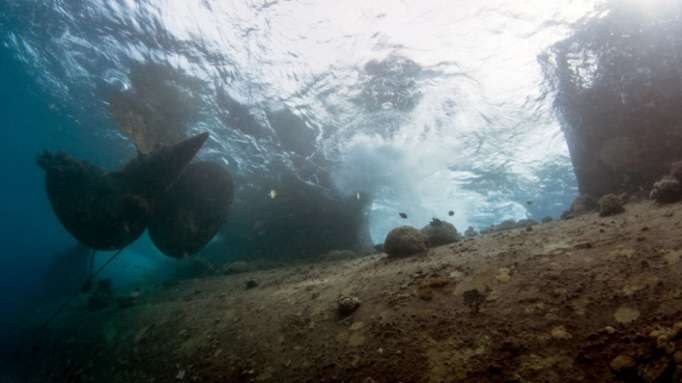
<box><xmin>81</xmin><ymin>248</ymin><xmax>97</xmax><ymax>292</ymax></box>
<box><xmin>31</xmin><ymin>247</ymin><xmax>125</xmax><ymax>337</ymax></box>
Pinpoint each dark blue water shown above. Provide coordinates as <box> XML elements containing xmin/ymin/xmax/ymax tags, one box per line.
<box><xmin>0</xmin><ymin>46</ymin><xmax>75</xmax><ymax>329</ymax></box>
<box><xmin>0</xmin><ymin>45</ymin><xmax>168</xmax><ymax>349</ymax></box>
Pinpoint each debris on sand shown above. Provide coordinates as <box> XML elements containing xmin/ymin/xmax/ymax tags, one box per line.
<box><xmin>463</xmin><ymin>288</ymin><xmax>487</xmax><ymax>314</ymax></box>
<box><xmin>176</xmin><ymin>368</ymin><xmax>186</xmax><ymax>380</ymax></box>
<box><xmin>605</xmin><ymin>322</ymin><xmax>682</xmax><ymax>381</ymax></box>
<box><xmin>116</xmin><ymin>289</ymin><xmax>140</xmax><ymax>309</ymax></box>
<box><xmin>320</xmin><ymin>249</ymin><xmax>358</xmax><ymax>262</ymax></box>
<box><xmin>416</xmin><ymin>285</ymin><xmax>433</xmax><ymax>301</ymax></box>
<box><xmin>599</xmin><ymin>193</ymin><xmax>625</xmax><ymax>217</ymax></box>
<box><xmin>116</xmin><ymin>296</ymin><xmax>136</xmax><ymax>309</ymax></box>
<box><xmin>479</xmin><ymin>218</ymin><xmax>538</xmax><ymax>234</ymax></box>
<box><xmin>223</xmin><ymin>261</ymin><xmax>254</xmax><ymax>275</ymax></box>
<box><xmin>464</xmin><ymin>226</ymin><xmax>477</xmax><ymax>238</ymax></box>
<box><xmin>88</xmin><ymin>279</ymin><xmax>113</xmax><ymax>310</ymax></box>
<box><xmin>573</xmin><ymin>241</ymin><xmax>592</xmax><ymax>249</ymax></box>
<box><xmin>561</xmin><ymin>194</ymin><xmax>597</xmax><ymax>219</ymax></box>
<box><xmin>416</xmin><ymin>276</ymin><xmax>451</xmax><ymax>300</ymax></box>
<box><xmin>384</xmin><ymin>226</ymin><xmax>428</xmax><ymax>257</ymax></box>
<box><xmin>424</xmin><ymin>276</ymin><xmax>451</xmax><ymax>288</ymax></box>
<box><xmin>495</xmin><ymin>268</ymin><xmax>511</xmax><ymax>283</ymax></box>
<box><xmin>571</xmin><ymin>194</ymin><xmax>598</xmax><ymax>214</ymax></box>
<box><xmin>480</xmin><ymin>219</ymin><xmax>516</xmax><ymax>234</ymax></box>
<box><xmin>518</xmin><ymin>218</ymin><xmax>538</xmax><ymax>227</ymax></box>
<box><xmin>614</xmin><ymin>306</ymin><xmax>640</xmax><ymax>324</ymax></box>
<box><xmin>245</xmin><ymin>279</ymin><xmax>259</xmax><ymax>289</ymax></box>
<box><xmin>610</xmin><ymin>355</ymin><xmax>636</xmax><ymax>374</ymax></box>
<box><xmin>336</xmin><ymin>295</ymin><xmax>361</xmax><ymax>317</ymax></box>
<box><xmin>420</xmin><ymin>218</ymin><xmax>461</xmax><ymax>246</ymax></box>
<box><xmin>550</xmin><ymin>325</ymin><xmax>572</xmax><ymax>340</ymax></box>
<box><xmin>650</xmin><ymin>175</ymin><xmax>682</xmax><ymax>203</ymax></box>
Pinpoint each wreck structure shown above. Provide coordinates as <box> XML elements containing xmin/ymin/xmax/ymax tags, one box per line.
<box><xmin>547</xmin><ymin>0</ymin><xmax>682</xmax><ymax>197</ymax></box>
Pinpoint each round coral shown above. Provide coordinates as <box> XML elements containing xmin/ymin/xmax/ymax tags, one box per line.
<box><xmin>420</xmin><ymin>218</ymin><xmax>461</xmax><ymax>246</ymax></box>
<box><xmin>598</xmin><ymin>193</ymin><xmax>625</xmax><ymax>217</ymax></box>
<box><xmin>650</xmin><ymin>175</ymin><xmax>682</xmax><ymax>203</ymax></box>
<box><xmin>384</xmin><ymin>226</ymin><xmax>428</xmax><ymax>257</ymax></box>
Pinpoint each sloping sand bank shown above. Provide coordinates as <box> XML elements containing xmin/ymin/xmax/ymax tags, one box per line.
<box><xmin>20</xmin><ymin>200</ymin><xmax>682</xmax><ymax>382</ymax></box>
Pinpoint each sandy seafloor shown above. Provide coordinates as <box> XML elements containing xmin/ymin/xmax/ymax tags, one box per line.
<box><xmin>11</xmin><ymin>198</ymin><xmax>682</xmax><ymax>383</ymax></box>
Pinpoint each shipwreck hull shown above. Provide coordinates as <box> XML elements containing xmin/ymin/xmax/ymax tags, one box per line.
<box><xmin>548</xmin><ymin>1</ymin><xmax>682</xmax><ymax>197</ymax></box>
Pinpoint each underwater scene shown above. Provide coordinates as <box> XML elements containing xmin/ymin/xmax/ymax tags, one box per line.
<box><xmin>2</xmin><ymin>0</ymin><xmax>682</xmax><ymax>381</ymax></box>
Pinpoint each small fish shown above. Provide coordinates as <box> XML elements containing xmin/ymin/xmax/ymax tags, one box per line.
<box><xmin>448</xmin><ymin>210</ymin><xmax>454</xmax><ymax>216</ymax></box>
<box><xmin>269</xmin><ymin>189</ymin><xmax>277</xmax><ymax>199</ymax></box>
<box><xmin>399</xmin><ymin>212</ymin><xmax>408</xmax><ymax>219</ymax></box>
<box><xmin>526</xmin><ymin>201</ymin><xmax>533</xmax><ymax>205</ymax></box>
<box><xmin>355</xmin><ymin>192</ymin><xmax>361</xmax><ymax>200</ymax></box>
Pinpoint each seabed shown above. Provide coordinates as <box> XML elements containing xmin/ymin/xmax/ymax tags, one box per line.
<box><xmin>15</xmin><ymin>198</ymin><xmax>682</xmax><ymax>383</ymax></box>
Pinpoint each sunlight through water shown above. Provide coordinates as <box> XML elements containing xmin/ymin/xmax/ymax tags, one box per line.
<box><xmin>1</xmin><ymin>0</ymin><xmax>607</xmax><ymax>241</ymax></box>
